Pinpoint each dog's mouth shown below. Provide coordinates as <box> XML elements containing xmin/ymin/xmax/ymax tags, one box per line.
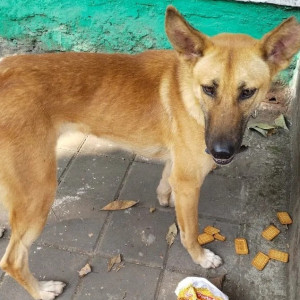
<box><xmin>205</xmin><ymin>145</ymin><xmax>248</xmax><ymax>165</ymax></box>
<box><xmin>212</xmin><ymin>156</ymin><xmax>234</xmax><ymax>165</ymax></box>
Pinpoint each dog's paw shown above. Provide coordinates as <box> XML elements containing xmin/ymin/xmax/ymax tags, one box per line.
<box><xmin>197</xmin><ymin>248</ymin><xmax>222</xmax><ymax>269</ymax></box>
<box><xmin>157</xmin><ymin>192</ymin><xmax>175</xmax><ymax>207</ymax></box>
<box><xmin>38</xmin><ymin>281</ymin><xmax>66</xmax><ymax>300</ymax></box>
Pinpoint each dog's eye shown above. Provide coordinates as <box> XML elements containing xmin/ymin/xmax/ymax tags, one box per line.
<box><xmin>202</xmin><ymin>85</ymin><xmax>216</xmax><ymax>97</ymax></box>
<box><xmin>239</xmin><ymin>88</ymin><xmax>257</xmax><ymax>100</ymax></box>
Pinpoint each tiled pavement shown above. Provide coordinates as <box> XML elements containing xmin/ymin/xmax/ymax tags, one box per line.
<box><xmin>0</xmin><ymin>124</ymin><xmax>292</xmax><ymax>299</ymax></box>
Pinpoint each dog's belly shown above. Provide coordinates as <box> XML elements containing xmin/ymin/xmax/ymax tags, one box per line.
<box><xmin>58</xmin><ymin>123</ymin><xmax>170</xmax><ymax>161</ymax></box>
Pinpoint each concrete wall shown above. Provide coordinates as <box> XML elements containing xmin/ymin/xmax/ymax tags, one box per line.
<box><xmin>288</xmin><ymin>59</ymin><xmax>300</xmax><ymax>300</ymax></box>
<box><xmin>237</xmin><ymin>0</ymin><xmax>300</xmax><ymax>7</ymax></box>
<box><xmin>1</xmin><ymin>1</ymin><xmax>299</xmax><ymax>82</ymax></box>
<box><xmin>0</xmin><ymin>0</ymin><xmax>299</xmax><ymax>53</ymax></box>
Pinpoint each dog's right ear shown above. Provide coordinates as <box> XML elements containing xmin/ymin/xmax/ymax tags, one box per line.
<box><xmin>165</xmin><ymin>6</ymin><xmax>212</xmax><ymax>60</ymax></box>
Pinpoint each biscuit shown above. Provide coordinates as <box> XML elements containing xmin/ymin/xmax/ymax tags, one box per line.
<box><xmin>204</xmin><ymin>226</ymin><xmax>220</xmax><ymax>235</ymax></box>
<box><xmin>252</xmin><ymin>252</ymin><xmax>270</xmax><ymax>270</ymax></box>
<box><xmin>268</xmin><ymin>249</ymin><xmax>289</xmax><ymax>263</ymax></box>
<box><xmin>235</xmin><ymin>238</ymin><xmax>249</xmax><ymax>255</ymax></box>
<box><xmin>197</xmin><ymin>233</ymin><xmax>214</xmax><ymax>245</ymax></box>
<box><xmin>262</xmin><ymin>225</ymin><xmax>280</xmax><ymax>241</ymax></box>
<box><xmin>214</xmin><ymin>233</ymin><xmax>226</xmax><ymax>241</ymax></box>
<box><xmin>277</xmin><ymin>212</ymin><xmax>293</xmax><ymax>225</ymax></box>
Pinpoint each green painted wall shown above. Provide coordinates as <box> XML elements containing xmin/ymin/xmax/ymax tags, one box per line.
<box><xmin>0</xmin><ymin>0</ymin><xmax>299</xmax><ymax>79</ymax></box>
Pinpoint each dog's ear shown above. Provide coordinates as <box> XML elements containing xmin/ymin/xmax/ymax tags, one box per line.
<box><xmin>261</xmin><ymin>17</ymin><xmax>300</xmax><ymax>74</ymax></box>
<box><xmin>165</xmin><ymin>6</ymin><xmax>212</xmax><ymax>60</ymax></box>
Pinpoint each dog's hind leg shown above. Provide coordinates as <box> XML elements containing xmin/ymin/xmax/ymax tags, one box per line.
<box><xmin>0</xmin><ymin>136</ymin><xmax>65</xmax><ymax>300</ymax></box>
<box><xmin>156</xmin><ymin>160</ymin><xmax>175</xmax><ymax>207</ymax></box>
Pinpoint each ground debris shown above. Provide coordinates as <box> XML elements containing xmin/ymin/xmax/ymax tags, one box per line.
<box><xmin>78</xmin><ymin>263</ymin><xmax>92</xmax><ymax>278</ymax></box>
<box><xmin>166</xmin><ymin>223</ymin><xmax>178</xmax><ymax>247</ymax></box>
<box><xmin>0</xmin><ymin>226</ymin><xmax>5</xmax><ymax>238</ymax></box>
<box><xmin>107</xmin><ymin>254</ymin><xmax>122</xmax><ymax>272</ymax></box>
<box><xmin>100</xmin><ymin>200</ymin><xmax>138</xmax><ymax>211</ymax></box>
<box><xmin>149</xmin><ymin>207</ymin><xmax>156</xmax><ymax>213</ymax></box>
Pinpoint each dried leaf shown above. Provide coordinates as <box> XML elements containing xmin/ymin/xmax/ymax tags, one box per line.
<box><xmin>275</xmin><ymin>114</ymin><xmax>289</xmax><ymax>130</ymax></box>
<box><xmin>107</xmin><ymin>254</ymin><xmax>122</xmax><ymax>272</ymax></box>
<box><xmin>78</xmin><ymin>263</ymin><xmax>92</xmax><ymax>277</ymax></box>
<box><xmin>101</xmin><ymin>200</ymin><xmax>138</xmax><ymax>211</ymax></box>
<box><xmin>115</xmin><ymin>262</ymin><xmax>125</xmax><ymax>272</ymax></box>
<box><xmin>0</xmin><ymin>226</ymin><xmax>5</xmax><ymax>238</ymax></box>
<box><xmin>250</xmin><ymin>123</ymin><xmax>276</xmax><ymax>130</ymax></box>
<box><xmin>249</xmin><ymin>123</ymin><xmax>277</xmax><ymax>137</ymax></box>
<box><xmin>149</xmin><ymin>207</ymin><xmax>156</xmax><ymax>213</ymax></box>
<box><xmin>249</xmin><ymin>126</ymin><xmax>268</xmax><ymax>137</ymax></box>
<box><xmin>166</xmin><ymin>223</ymin><xmax>178</xmax><ymax>247</ymax></box>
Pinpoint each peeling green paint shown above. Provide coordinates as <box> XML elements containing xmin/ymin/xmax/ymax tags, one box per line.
<box><xmin>0</xmin><ymin>0</ymin><xmax>299</xmax><ymax>80</ymax></box>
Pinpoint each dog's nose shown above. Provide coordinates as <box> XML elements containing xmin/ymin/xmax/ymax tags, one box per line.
<box><xmin>210</xmin><ymin>142</ymin><xmax>235</xmax><ymax>160</ymax></box>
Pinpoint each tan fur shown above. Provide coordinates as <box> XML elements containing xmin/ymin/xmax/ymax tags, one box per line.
<box><xmin>0</xmin><ymin>6</ymin><xmax>300</xmax><ymax>299</ymax></box>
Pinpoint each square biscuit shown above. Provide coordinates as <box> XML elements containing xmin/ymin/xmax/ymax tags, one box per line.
<box><xmin>252</xmin><ymin>252</ymin><xmax>270</xmax><ymax>271</ymax></box>
<box><xmin>235</xmin><ymin>238</ymin><xmax>248</xmax><ymax>255</ymax></box>
<box><xmin>268</xmin><ymin>249</ymin><xmax>289</xmax><ymax>263</ymax></box>
<box><xmin>277</xmin><ymin>212</ymin><xmax>292</xmax><ymax>225</ymax></box>
<box><xmin>214</xmin><ymin>233</ymin><xmax>226</xmax><ymax>241</ymax></box>
<box><xmin>262</xmin><ymin>225</ymin><xmax>280</xmax><ymax>241</ymax></box>
<box><xmin>197</xmin><ymin>233</ymin><xmax>214</xmax><ymax>245</ymax></box>
<box><xmin>204</xmin><ymin>226</ymin><xmax>220</xmax><ymax>235</ymax></box>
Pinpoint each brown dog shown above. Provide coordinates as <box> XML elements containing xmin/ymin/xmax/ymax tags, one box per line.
<box><xmin>0</xmin><ymin>6</ymin><xmax>300</xmax><ymax>299</ymax></box>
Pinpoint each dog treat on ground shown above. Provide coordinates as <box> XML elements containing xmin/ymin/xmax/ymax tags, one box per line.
<box><xmin>198</xmin><ymin>233</ymin><xmax>214</xmax><ymax>245</ymax></box>
<box><xmin>252</xmin><ymin>252</ymin><xmax>270</xmax><ymax>270</ymax></box>
<box><xmin>235</xmin><ymin>238</ymin><xmax>249</xmax><ymax>254</ymax></box>
<box><xmin>268</xmin><ymin>249</ymin><xmax>289</xmax><ymax>263</ymax></box>
<box><xmin>262</xmin><ymin>225</ymin><xmax>280</xmax><ymax>241</ymax></box>
<box><xmin>204</xmin><ymin>226</ymin><xmax>220</xmax><ymax>235</ymax></box>
<box><xmin>277</xmin><ymin>212</ymin><xmax>293</xmax><ymax>225</ymax></box>
<box><xmin>214</xmin><ymin>233</ymin><xmax>226</xmax><ymax>241</ymax></box>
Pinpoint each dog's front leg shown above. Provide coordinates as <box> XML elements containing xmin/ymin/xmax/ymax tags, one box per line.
<box><xmin>169</xmin><ymin>156</ymin><xmax>222</xmax><ymax>268</ymax></box>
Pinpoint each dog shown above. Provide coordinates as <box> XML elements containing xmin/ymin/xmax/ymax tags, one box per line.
<box><xmin>0</xmin><ymin>6</ymin><xmax>299</xmax><ymax>299</ymax></box>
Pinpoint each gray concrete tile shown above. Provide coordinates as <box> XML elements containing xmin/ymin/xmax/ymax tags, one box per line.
<box><xmin>205</xmin><ymin>221</ymin><xmax>241</xmax><ymax>300</ymax></box>
<box><xmin>166</xmin><ymin>218</ymin><xmax>212</xmax><ymax>274</ymax></box>
<box><xmin>74</xmin><ymin>257</ymin><xmax>160</xmax><ymax>300</ymax></box>
<box><xmin>240</xmin><ymin>170</ymin><xmax>290</xmax><ymax>226</ymax></box>
<box><xmin>56</xmin><ymin>147</ymin><xmax>74</xmax><ymax>179</ymax></box>
<box><xmin>199</xmin><ymin>174</ymin><xmax>243</xmax><ymax>222</ymax></box>
<box><xmin>38</xmin><ymin>217</ymin><xmax>107</xmax><ymax>253</ymax></box>
<box><xmin>235</xmin><ymin>223</ymin><xmax>289</xmax><ymax>300</ymax></box>
<box><xmin>119</xmin><ymin>161</ymin><xmax>164</xmax><ymax>207</ymax></box>
<box><xmin>54</xmin><ymin>155</ymin><xmax>129</xmax><ymax>220</ymax></box>
<box><xmin>98</xmin><ymin>207</ymin><xmax>174</xmax><ymax>268</ymax></box>
<box><xmin>80</xmin><ymin>135</ymin><xmax>134</xmax><ymax>160</ymax></box>
<box><xmin>157</xmin><ymin>270</ymin><xmax>187</xmax><ymax>300</ymax></box>
<box><xmin>166</xmin><ymin>219</ymin><xmax>241</xmax><ymax>299</ymax></box>
<box><xmin>0</xmin><ymin>246</ymin><xmax>88</xmax><ymax>300</ymax></box>
<box><xmin>215</xmin><ymin>129</ymin><xmax>290</xmax><ymax>179</ymax></box>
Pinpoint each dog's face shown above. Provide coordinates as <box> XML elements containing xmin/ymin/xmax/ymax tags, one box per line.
<box><xmin>166</xmin><ymin>6</ymin><xmax>300</xmax><ymax>165</ymax></box>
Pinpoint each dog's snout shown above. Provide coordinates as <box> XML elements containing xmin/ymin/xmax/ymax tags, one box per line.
<box><xmin>211</xmin><ymin>142</ymin><xmax>235</xmax><ymax>160</ymax></box>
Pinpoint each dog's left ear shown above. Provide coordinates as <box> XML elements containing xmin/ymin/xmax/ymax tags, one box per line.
<box><xmin>261</xmin><ymin>17</ymin><xmax>300</xmax><ymax>75</ymax></box>
<box><xmin>165</xmin><ymin>6</ymin><xmax>212</xmax><ymax>60</ymax></box>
